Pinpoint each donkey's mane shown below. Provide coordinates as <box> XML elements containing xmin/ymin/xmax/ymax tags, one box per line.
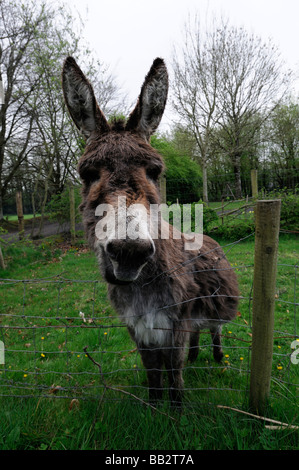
<box><xmin>108</xmin><ymin>117</ymin><xmax>126</xmax><ymax>132</ymax></box>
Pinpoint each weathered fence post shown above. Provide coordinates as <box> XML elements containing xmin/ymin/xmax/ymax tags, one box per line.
<box><xmin>16</xmin><ymin>191</ymin><xmax>24</xmax><ymax>240</ymax></box>
<box><xmin>249</xmin><ymin>199</ymin><xmax>281</xmax><ymax>414</ymax></box>
<box><xmin>251</xmin><ymin>169</ymin><xmax>258</xmax><ymax>199</ymax></box>
<box><xmin>69</xmin><ymin>184</ymin><xmax>76</xmax><ymax>244</ymax></box>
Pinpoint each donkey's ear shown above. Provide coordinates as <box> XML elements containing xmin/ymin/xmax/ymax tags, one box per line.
<box><xmin>62</xmin><ymin>56</ymin><xmax>109</xmax><ymax>139</ymax></box>
<box><xmin>126</xmin><ymin>58</ymin><xmax>168</xmax><ymax>140</ymax></box>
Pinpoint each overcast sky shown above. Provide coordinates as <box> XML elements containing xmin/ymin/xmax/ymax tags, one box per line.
<box><xmin>62</xmin><ymin>0</ymin><xmax>299</xmax><ymax>129</ymax></box>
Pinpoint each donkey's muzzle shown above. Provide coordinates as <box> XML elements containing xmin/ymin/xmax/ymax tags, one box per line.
<box><xmin>105</xmin><ymin>238</ymin><xmax>155</xmax><ymax>282</ymax></box>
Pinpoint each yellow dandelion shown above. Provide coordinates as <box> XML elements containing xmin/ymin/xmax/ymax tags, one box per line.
<box><xmin>41</xmin><ymin>337</ymin><xmax>44</xmax><ymax>340</ymax></box>
<box><xmin>41</xmin><ymin>353</ymin><xmax>45</xmax><ymax>358</ymax></box>
<box><xmin>277</xmin><ymin>364</ymin><xmax>283</xmax><ymax>370</ymax></box>
<box><xmin>225</xmin><ymin>354</ymin><xmax>229</xmax><ymax>358</ymax></box>
<box><xmin>277</xmin><ymin>345</ymin><xmax>281</xmax><ymax>349</ymax></box>
<box><xmin>240</xmin><ymin>357</ymin><xmax>244</xmax><ymax>361</ymax></box>
<box><xmin>23</xmin><ymin>374</ymin><xmax>28</xmax><ymax>378</ymax></box>
<box><xmin>77</xmin><ymin>354</ymin><xmax>80</xmax><ymax>358</ymax></box>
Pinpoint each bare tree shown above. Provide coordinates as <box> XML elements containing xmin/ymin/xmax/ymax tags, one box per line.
<box><xmin>268</xmin><ymin>97</ymin><xmax>299</xmax><ymax>172</ymax></box>
<box><xmin>0</xmin><ymin>0</ymin><xmax>127</xmax><ymax>220</ymax></box>
<box><xmin>214</xmin><ymin>22</ymin><xmax>291</xmax><ymax>198</ymax></box>
<box><xmin>0</xmin><ymin>0</ymin><xmax>47</xmax><ymax>219</ymax></box>
<box><xmin>172</xmin><ymin>16</ymin><xmax>221</xmax><ymax>202</ymax></box>
<box><xmin>172</xmin><ymin>16</ymin><xmax>291</xmax><ymax>200</ymax></box>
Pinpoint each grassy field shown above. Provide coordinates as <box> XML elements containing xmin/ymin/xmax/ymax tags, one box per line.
<box><xmin>4</xmin><ymin>214</ymin><xmax>42</xmax><ymax>221</ymax></box>
<box><xmin>0</xmin><ymin>232</ymin><xmax>298</xmax><ymax>450</ymax></box>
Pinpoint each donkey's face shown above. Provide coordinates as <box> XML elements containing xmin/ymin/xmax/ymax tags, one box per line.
<box><xmin>62</xmin><ymin>57</ymin><xmax>168</xmax><ymax>284</ymax></box>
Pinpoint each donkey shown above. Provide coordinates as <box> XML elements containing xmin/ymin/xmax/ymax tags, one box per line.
<box><xmin>62</xmin><ymin>56</ymin><xmax>239</xmax><ymax>407</ymax></box>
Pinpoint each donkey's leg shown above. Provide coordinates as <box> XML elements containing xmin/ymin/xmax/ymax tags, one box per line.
<box><xmin>187</xmin><ymin>330</ymin><xmax>200</xmax><ymax>363</ymax></box>
<box><xmin>163</xmin><ymin>345</ymin><xmax>185</xmax><ymax>408</ymax></box>
<box><xmin>163</xmin><ymin>323</ymin><xmax>188</xmax><ymax>409</ymax></box>
<box><xmin>139</xmin><ymin>345</ymin><xmax>164</xmax><ymax>405</ymax></box>
<box><xmin>210</xmin><ymin>325</ymin><xmax>223</xmax><ymax>363</ymax></box>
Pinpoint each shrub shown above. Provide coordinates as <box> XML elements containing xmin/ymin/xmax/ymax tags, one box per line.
<box><xmin>208</xmin><ymin>188</ymin><xmax>299</xmax><ymax>240</ymax></box>
<box><xmin>198</xmin><ymin>201</ymin><xmax>219</xmax><ymax>233</ymax></box>
<box><xmin>151</xmin><ymin>135</ymin><xmax>203</xmax><ymax>203</ymax></box>
<box><xmin>0</xmin><ymin>225</ymin><xmax>7</xmax><ymax>243</ymax></box>
<box><xmin>46</xmin><ymin>186</ymin><xmax>81</xmax><ymax>226</ymax></box>
<box><xmin>261</xmin><ymin>189</ymin><xmax>299</xmax><ymax>231</ymax></box>
<box><xmin>210</xmin><ymin>220</ymin><xmax>255</xmax><ymax>240</ymax></box>
<box><xmin>166</xmin><ymin>200</ymin><xmax>219</xmax><ymax>234</ymax></box>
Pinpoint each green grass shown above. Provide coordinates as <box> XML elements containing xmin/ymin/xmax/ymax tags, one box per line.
<box><xmin>208</xmin><ymin>200</ymin><xmax>250</xmax><ymax>210</ymax></box>
<box><xmin>4</xmin><ymin>214</ymin><xmax>42</xmax><ymax>221</ymax></box>
<box><xmin>0</xmin><ymin>395</ymin><xmax>297</xmax><ymax>450</ymax></box>
<box><xmin>0</xmin><ymin>234</ymin><xmax>298</xmax><ymax>450</ymax></box>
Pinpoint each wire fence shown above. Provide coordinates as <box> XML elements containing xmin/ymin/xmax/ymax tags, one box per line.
<box><xmin>0</xmin><ymin>233</ymin><xmax>298</xmax><ymax>410</ymax></box>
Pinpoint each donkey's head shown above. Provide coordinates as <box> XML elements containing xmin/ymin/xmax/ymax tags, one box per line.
<box><xmin>62</xmin><ymin>57</ymin><xmax>168</xmax><ymax>284</ymax></box>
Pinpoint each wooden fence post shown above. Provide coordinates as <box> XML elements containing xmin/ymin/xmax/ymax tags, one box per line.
<box><xmin>251</xmin><ymin>169</ymin><xmax>258</xmax><ymax>199</ymax></box>
<box><xmin>16</xmin><ymin>191</ymin><xmax>24</xmax><ymax>240</ymax></box>
<box><xmin>249</xmin><ymin>199</ymin><xmax>281</xmax><ymax>414</ymax></box>
<box><xmin>69</xmin><ymin>184</ymin><xmax>76</xmax><ymax>244</ymax></box>
<box><xmin>0</xmin><ymin>246</ymin><xmax>5</xmax><ymax>269</ymax></box>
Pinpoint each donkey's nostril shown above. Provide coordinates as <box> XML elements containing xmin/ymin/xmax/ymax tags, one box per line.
<box><xmin>106</xmin><ymin>241</ymin><xmax>118</xmax><ymax>260</ymax></box>
<box><xmin>105</xmin><ymin>238</ymin><xmax>155</xmax><ymax>282</ymax></box>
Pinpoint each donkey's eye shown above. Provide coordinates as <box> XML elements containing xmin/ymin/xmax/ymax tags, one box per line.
<box><xmin>82</xmin><ymin>169</ymin><xmax>101</xmax><ymax>184</ymax></box>
<box><xmin>146</xmin><ymin>167</ymin><xmax>161</xmax><ymax>181</ymax></box>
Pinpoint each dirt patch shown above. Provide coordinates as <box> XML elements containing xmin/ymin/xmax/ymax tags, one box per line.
<box><xmin>1</xmin><ymin>217</ymin><xmax>83</xmax><ymax>243</ymax></box>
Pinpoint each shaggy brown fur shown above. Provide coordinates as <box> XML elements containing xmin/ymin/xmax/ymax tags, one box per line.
<box><xmin>62</xmin><ymin>56</ymin><xmax>239</xmax><ymax>407</ymax></box>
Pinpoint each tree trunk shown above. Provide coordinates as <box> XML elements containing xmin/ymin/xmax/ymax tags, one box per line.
<box><xmin>0</xmin><ymin>246</ymin><xmax>5</xmax><ymax>269</ymax></box>
<box><xmin>37</xmin><ymin>161</ymin><xmax>53</xmax><ymax>238</ymax></box>
<box><xmin>69</xmin><ymin>183</ymin><xmax>76</xmax><ymax>244</ymax></box>
<box><xmin>233</xmin><ymin>155</ymin><xmax>242</xmax><ymax>199</ymax></box>
<box><xmin>30</xmin><ymin>161</ymin><xmax>43</xmax><ymax>238</ymax></box>
<box><xmin>16</xmin><ymin>190</ymin><xmax>24</xmax><ymax>240</ymax></box>
<box><xmin>0</xmin><ymin>193</ymin><xmax>3</xmax><ymax>221</ymax></box>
